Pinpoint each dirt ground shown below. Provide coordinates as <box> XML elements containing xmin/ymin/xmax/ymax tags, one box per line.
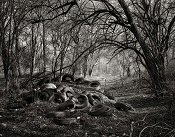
<box><xmin>0</xmin><ymin>76</ymin><xmax>175</xmax><ymax>137</ymax></box>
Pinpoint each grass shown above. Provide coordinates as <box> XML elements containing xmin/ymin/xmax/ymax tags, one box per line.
<box><xmin>0</xmin><ymin>75</ymin><xmax>175</xmax><ymax>137</ymax></box>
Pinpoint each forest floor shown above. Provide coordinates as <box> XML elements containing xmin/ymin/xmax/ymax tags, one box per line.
<box><xmin>0</xmin><ymin>75</ymin><xmax>175</xmax><ymax>137</ymax></box>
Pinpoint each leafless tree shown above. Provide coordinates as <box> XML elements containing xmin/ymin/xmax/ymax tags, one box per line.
<box><xmin>76</xmin><ymin>0</ymin><xmax>175</xmax><ymax>96</ymax></box>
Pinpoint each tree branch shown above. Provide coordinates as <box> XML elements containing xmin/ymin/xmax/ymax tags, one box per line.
<box><xmin>163</xmin><ymin>15</ymin><xmax>175</xmax><ymax>54</ymax></box>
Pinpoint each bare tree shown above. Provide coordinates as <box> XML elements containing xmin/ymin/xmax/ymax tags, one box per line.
<box><xmin>0</xmin><ymin>0</ymin><xmax>30</xmax><ymax>90</ymax></box>
<box><xmin>76</xmin><ymin>0</ymin><xmax>175</xmax><ymax>96</ymax></box>
<box><xmin>0</xmin><ymin>0</ymin><xmax>79</xmax><ymax>90</ymax></box>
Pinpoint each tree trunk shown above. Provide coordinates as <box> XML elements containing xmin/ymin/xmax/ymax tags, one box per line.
<box><xmin>71</xmin><ymin>45</ymin><xmax>79</xmax><ymax>76</ymax></box>
<box><xmin>42</xmin><ymin>21</ymin><xmax>46</xmax><ymax>74</ymax></box>
<box><xmin>52</xmin><ymin>43</ymin><xmax>57</xmax><ymax>78</ymax></box>
<box><xmin>88</xmin><ymin>68</ymin><xmax>93</xmax><ymax>76</ymax></box>
<box><xmin>172</xmin><ymin>46</ymin><xmax>175</xmax><ymax>59</ymax></box>
<box><xmin>15</xmin><ymin>28</ymin><xmax>22</xmax><ymax>77</ymax></box>
<box><xmin>30</xmin><ymin>23</ymin><xmax>35</xmax><ymax>87</ymax></box>
<box><xmin>59</xmin><ymin>49</ymin><xmax>65</xmax><ymax>82</ymax></box>
<box><xmin>9</xmin><ymin>57</ymin><xmax>20</xmax><ymax>91</ymax></box>
<box><xmin>126</xmin><ymin>67</ymin><xmax>131</xmax><ymax>77</ymax></box>
<box><xmin>144</xmin><ymin>54</ymin><xmax>167</xmax><ymax>97</ymax></box>
<box><xmin>1</xmin><ymin>43</ymin><xmax>10</xmax><ymax>89</ymax></box>
<box><xmin>82</xmin><ymin>55</ymin><xmax>88</xmax><ymax>78</ymax></box>
<box><xmin>118</xmin><ymin>0</ymin><xmax>169</xmax><ymax>97</ymax></box>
